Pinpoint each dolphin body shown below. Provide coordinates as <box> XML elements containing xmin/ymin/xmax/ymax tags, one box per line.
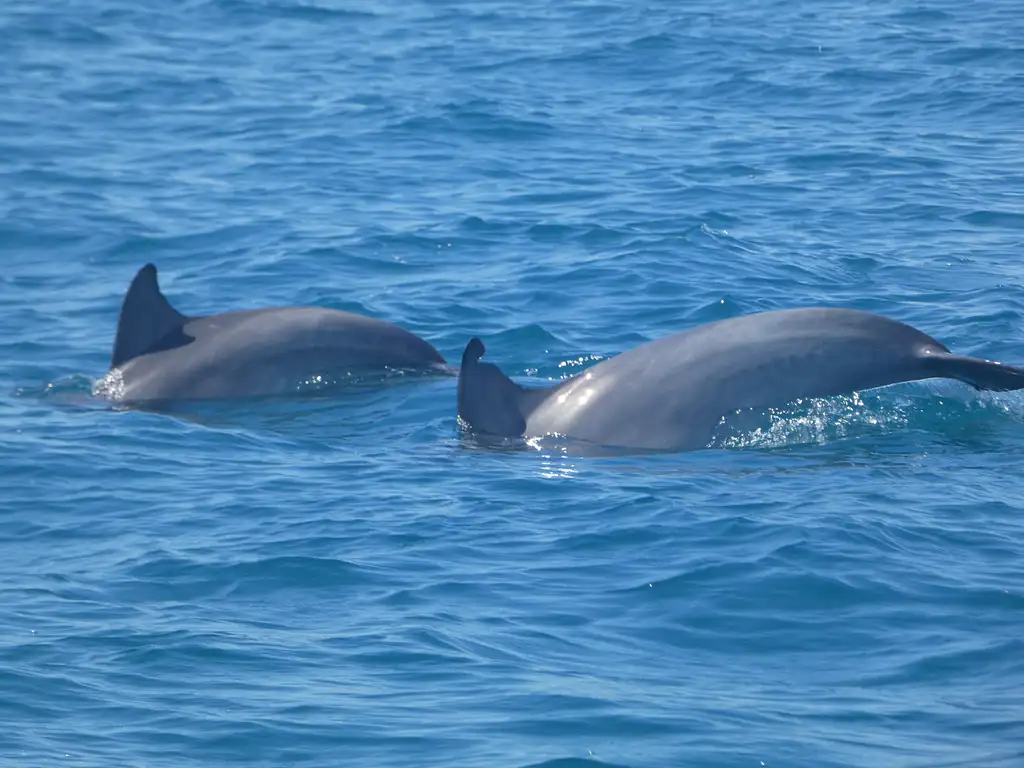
<box><xmin>457</xmin><ymin>307</ymin><xmax>1024</xmax><ymax>453</ymax></box>
<box><xmin>95</xmin><ymin>263</ymin><xmax>448</xmax><ymax>403</ymax></box>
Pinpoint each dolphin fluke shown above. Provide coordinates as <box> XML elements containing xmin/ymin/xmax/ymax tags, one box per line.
<box><xmin>110</xmin><ymin>263</ymin><xmax>189</xmax><ymax>368</ymax></box>
<box><xmin>922</xmin><ymin>351</ymin><xmax>1024</xmax><ymax>392</ymax></box>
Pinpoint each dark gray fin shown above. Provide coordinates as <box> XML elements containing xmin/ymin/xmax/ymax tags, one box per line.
<box><xmin>923</xmin><ymin>351</ymin><xmax>1024</xmax><ymax>392</ymax></box>
<box><xmin>457</xmin><ymin>338</ymin><xmax>553</xmax><ymax>437</ymax></box>
<box><xmin>110</xmin><ymin>263</ymin><xmax>190</xmax><ymax>369</ymax></box>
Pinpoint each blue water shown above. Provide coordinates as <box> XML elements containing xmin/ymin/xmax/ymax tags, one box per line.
<box><xmin>3</xmin><ymin>0</ymin><xmax>1024</xmax><ymax>765</ymax></box>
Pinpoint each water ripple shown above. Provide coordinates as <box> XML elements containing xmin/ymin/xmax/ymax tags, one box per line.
<box><xmin>3</xmin><ymin>0</ymin><xmax>1024</xmax><ymax>766</ymax></box>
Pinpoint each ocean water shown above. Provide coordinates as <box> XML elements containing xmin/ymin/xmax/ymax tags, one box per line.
<box><xmin>2</xmin><ymin>0</ymin><xmax>1024</xmax><ymax>765</ymax></box>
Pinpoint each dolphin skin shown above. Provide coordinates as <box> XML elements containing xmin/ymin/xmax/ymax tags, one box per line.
<box><xmin>457</xmin><ymin>307</ymin><xmax>1024</xmax><ymax>453</ymax></box>
<box><xmin>96</xmin><ymin>263</ymin><xmax>448</xmax><ymax>403</ymax></box>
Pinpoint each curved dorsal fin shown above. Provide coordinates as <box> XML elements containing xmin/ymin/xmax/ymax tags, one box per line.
<box><xmin>110</xmin><ymin>263</ymin><xmax>189</xmax><ymax>369</ymax></box>
<box><xmin>457</xmin><ymin>337</ymin><xmax>556</xmax><ymax>437</ymax></box>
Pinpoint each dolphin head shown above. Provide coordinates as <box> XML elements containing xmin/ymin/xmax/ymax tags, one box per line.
<box><xmin>457</xmin><ymin>338</ymin><xmax>529</xmax><ymax>437</ymax></box>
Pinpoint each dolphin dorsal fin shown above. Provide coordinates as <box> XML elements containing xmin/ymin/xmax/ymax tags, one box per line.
<box><xmin>458</xmin><ymin>338</ymin><xmax>554</xmax><ymax>437</ymax></box>
<box><xmin>110</xmin><ymin>263</ymin><xmax>189</xmax><ymax>368</ymax></box>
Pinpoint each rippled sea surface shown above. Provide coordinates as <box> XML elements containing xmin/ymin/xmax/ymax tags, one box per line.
<box><xmin>3</xmin><ymin>0</ymin><xmax>1024</xmax><ymax>766</ymax></box>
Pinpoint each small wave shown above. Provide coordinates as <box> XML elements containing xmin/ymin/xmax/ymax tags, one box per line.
<box><xmin>387</xmin><ymin>101</ymin><xmax>556</xmax><ymax>143</ymax></box>
<box><xmin>519</xmin><ymin>757</ymin><xmax>634</xmax><ymax>768</ymax></box>
<box><xmin>12</xmin><ymin>374</ymin><xmax>107</xmax><ymax>409</ymax></box>
<box><xmin>960</xmin><ymin>210</ymin><xmax>1024</xmax><ymax>230</ymax></box>
<box><xmin>213</xmin><ymin>0</ymin><xmax>378</xmax><ymax>22</ymax></box>
<box><xmin>112</xmin><ymin>554</ymin><xmax>376</xmax><ymax>604</ymax></box>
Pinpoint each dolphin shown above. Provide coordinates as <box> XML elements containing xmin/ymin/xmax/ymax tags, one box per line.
<box><xmin>95</xmin><ymin>263</ymin><xmax>449</xmax><ymax>403</ymax></box>
<box><xmin>457</xmin><ymin>307</ymin><xmax>1024</xmax><ymax>453</ymax></box>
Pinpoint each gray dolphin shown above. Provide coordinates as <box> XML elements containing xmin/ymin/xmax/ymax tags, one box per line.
<box><xmin>457</xmin><ymin>307</ymin><xmax>1024</xmax><ymax>453</ymax></box>
<box><xmin>95</xmin><ymin>263</ymin><xmax>448</xmax><ymax>403</ymax></box>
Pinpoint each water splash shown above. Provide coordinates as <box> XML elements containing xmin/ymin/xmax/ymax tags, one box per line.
<box><xmin>711</xmin><ymin>383</ymin><xmax>1024</xmax><ymax>451</ymax></box>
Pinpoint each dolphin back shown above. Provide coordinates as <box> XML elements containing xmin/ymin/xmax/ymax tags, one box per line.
<box><xmin>111</xmin><ymin>263</ymin><xmax>189</xmax><ymax>369</ymax></box>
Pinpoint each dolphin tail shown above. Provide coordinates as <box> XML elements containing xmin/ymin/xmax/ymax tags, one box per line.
<box><xmin>110</xmin><ymin>263</ymin><xmax>189</xmax><ymax>369</ymax></box>
<box><xmin>923</xmin><ymin>351</ymin><xmax>1024</xmax><ymax>392</ymax></box>
<box><xmin>457</xmin><ymin>338</ymin><xmax>552</xmax><ymax>437</ymax></box>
